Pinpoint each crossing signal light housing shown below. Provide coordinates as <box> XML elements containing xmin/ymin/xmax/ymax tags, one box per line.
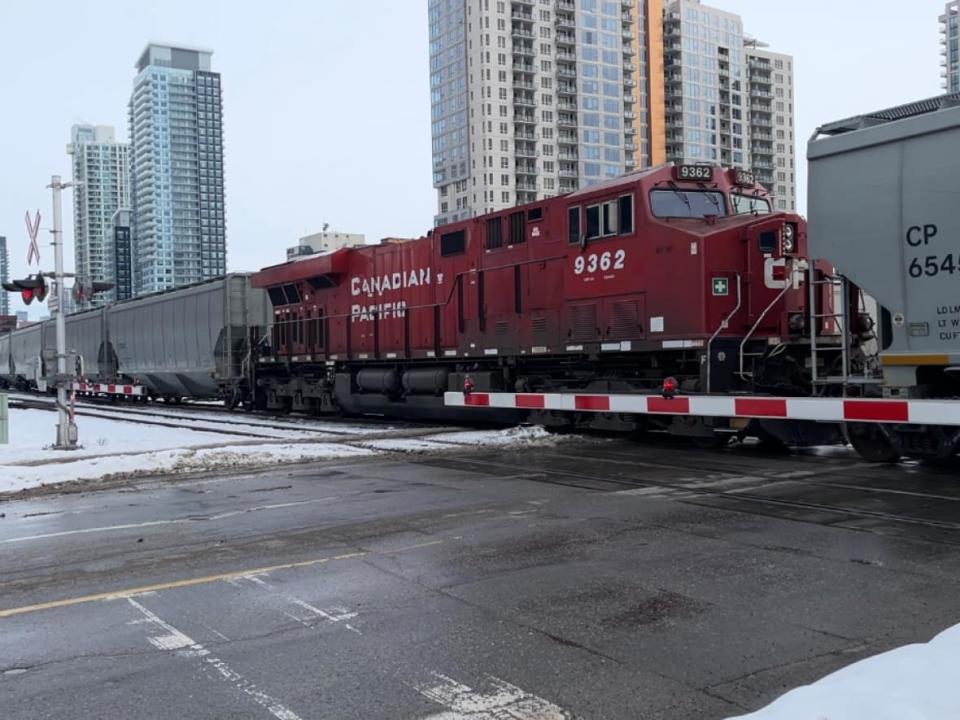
<box><xmin>2</xmin><ymin>275</ymin><xmax>47</xmax><ymax>305</ymax></box>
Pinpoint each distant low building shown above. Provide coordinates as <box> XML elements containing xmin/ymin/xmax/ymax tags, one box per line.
<box><xmin>287</xmin><ymin>231</ymin><xmax>365</xmax><ymax>260</ymax></box>
<box><xmin>0</xmin><ymin>316</ymin><xmax>16</xmax><ymax>332</ymax></box>
<box><xmin>15</xmin><ymin>311</ymin><xmax>28</xmax><ymax>327</ymax></box>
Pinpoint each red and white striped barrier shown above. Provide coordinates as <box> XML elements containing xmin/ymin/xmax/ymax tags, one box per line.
<box><xmin>72</xmin><ymin>382</ymin><xmax>146</xmax><ymax>397</ymax></box>
<box><xmin>444</xmin><ymin>392</ymin><xmax>960</xmax><ymax>427</ymax></box>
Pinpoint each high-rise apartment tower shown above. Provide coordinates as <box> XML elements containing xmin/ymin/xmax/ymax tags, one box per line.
<box><xmin>67</xmin><ymin>124</ymin><xmax>131</xmax><ymax>305</ymax></box>
<box><xmin>428</xmin><ymin>0</ymin><xmax>666</xmax><ymax>226</ymax></box>
<box><xmin>129</xmin><ymin>44</ymin><xmax>225</xmax><ymax>295</ymax></box>
<box><xmin>941</xmin><ymin>2</ymin><xmax>960</xmax><ymax>92</ymax></box>
<box><xmin>744</xmin><ymin>39</ymin><xmax>795</xmax><ymax>211</ymax></box>
<box><xmin>663</xmin><ymin>0</ymin><xmax>795</xmax><ymax>209</ymax></box>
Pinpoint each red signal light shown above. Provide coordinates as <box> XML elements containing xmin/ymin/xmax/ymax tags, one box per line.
<box><xmin>771</xmin><ymin>264</ymin><xmax>787</xmax><ymax>282</ymax></box>
<box><xmin>662</xmin><ymin>376</ymin><xmax>679</xmax><ymax>399</ymax></box>
<box><xmin>21</xmin><ymin>288</ymin><xmax>34</xmax><ymax>305</ymax></box>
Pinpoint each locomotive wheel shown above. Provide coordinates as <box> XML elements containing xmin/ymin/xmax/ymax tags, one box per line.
<box><xmin>846</xmin><ymin>423</ymin><xmax>901</xmax><ymax>463</ymax></box>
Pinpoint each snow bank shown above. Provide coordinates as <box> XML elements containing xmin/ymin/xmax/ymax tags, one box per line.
<box><xmin>0</xmin><ymin>410</ymin><xmax>561</xmax><ymax>495</ymax></box>
<box><xmin>1</xmin><ymin>408</ymin><xmax>241</xmax><ymax>464</ymax></box>
<box><xmin>359</xmin><ymin>425</ymin><xmax>558</xmax><ymax>454</ymax></box>
<box><xmin>728</xmin><ymin>624</ymin><xmax>960</xmax><ymax>720</ymax></box>
<box><xmin>0</xmin><ymin>443</ymin><xmax>376</xmax><ymax>495</ymax></box>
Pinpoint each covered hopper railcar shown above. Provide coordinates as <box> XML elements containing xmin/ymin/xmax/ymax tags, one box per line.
<box><xmin>0</xmin><ymin>275</ymin><xmax>269</xmax><ymax>401</ymax></box>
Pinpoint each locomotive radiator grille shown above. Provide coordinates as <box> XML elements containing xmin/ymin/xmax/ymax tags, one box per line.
<box><xmin>571</xmin><ymin>304</ymin><xmax>599</xmax><ymax>342</ymax></box>
<box><xmin>609</xmin><ymin>300</ymin><xmax>640</xmax><ymax>339</ymax></box>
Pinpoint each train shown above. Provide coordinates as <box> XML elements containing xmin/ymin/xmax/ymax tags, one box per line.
<box><xmin>3</xmin><ymin>93</ymin><xmax>960</xmax><ymax>462</ymax></box>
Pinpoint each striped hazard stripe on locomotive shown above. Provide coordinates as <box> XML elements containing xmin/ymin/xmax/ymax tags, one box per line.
<box><xmin>73</xmin><ymin>382</ymin><xmax>146</xmax><ymax>397</ymax></box>
<box><xmin>444</xmin><ymin>392</ymin><xmax>960</xmax><ymax>427</ymax></box>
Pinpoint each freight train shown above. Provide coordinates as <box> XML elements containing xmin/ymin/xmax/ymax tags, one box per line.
<box><xmin>4</xmin><ymin>94</ymin><xmax>960</xmax><ymax>462</ymax></box>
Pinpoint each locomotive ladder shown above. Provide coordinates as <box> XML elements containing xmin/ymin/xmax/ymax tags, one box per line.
<box><xmin>807</xmin><ymin>266</ymin><xmax>881</xmax><ymax>392</ymax></box>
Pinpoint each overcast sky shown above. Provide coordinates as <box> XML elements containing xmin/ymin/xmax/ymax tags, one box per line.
<box><xmin>0</xmin><ymin>1</ymin><xmax>947</xmax><ymax>317</ymax></box>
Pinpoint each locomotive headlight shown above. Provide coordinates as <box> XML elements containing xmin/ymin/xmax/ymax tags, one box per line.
<box><xmin>782</xmin><ymin>223</ymin><xmax>796</xmax><ymax>254</ymax></box>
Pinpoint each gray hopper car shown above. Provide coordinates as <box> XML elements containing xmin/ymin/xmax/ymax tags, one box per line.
<box><xmin>0</xmin><ymin>275</ymin><xmax>269</xmax><ymax>400</ymax></box>
<box><xmin>809</xmin><ymin>93</ymin><xmax>960</xmax><ymax>459</ymax></box>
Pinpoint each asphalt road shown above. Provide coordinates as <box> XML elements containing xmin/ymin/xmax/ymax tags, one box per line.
<box><xmin>2</xmin><ymin>438</ymin><xmax>960</xmax><ymax>719</ymax></box>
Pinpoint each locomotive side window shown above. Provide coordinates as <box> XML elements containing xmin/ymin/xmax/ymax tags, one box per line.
<box><xmin>268</xmin><ymin>287</ymin><xmax>286</xmax><ymax>306</ymax></box>
<box><xmin>586</xmin><ymin>196</ymin><xmax>633</xmax><ymax>239</ymax></box>
<box><xmin>568</xmin><ymin>207</ymin><xmax>581</xmax><ymax>244</ymax></box>
<box><xmin>586</xmin><ymin>205</ymin><xmax>601</xmax><ymax>239</ymax></box>
<box><xmin>509</xmin><ymin>211</ymin><xmax>525</xmax><ymax>245</ymax></box>
<box><xmin>649</xmin><ymin>190</ymin><xmax>728</xmax><ymax>219</ymax></box>
<box><xmin>527</xmin><ymin>207</ymin><xmax>543</xmax><ymax>222</ymax></box>
<box><xmin>619</xmin><ymin>195</ymin><xmax>634</xmax><ymax>234</ymax></box>
<box><xmin>440</xmin><ymin>229</ymin><xmax>466</xmax><ymax>256</ymax></box>
<box><xmin>731</xmin><ymin>194</ymin><xmax>772</xmax><ymax>215</ymax></box>
<box><xmin>282</xmin><ymin>284</ymin><xmax>300</xmax><ymax>304</ymax></box>
<box><xmin>485</xmin><ymin>217</ymin><xmax>503</xmax><ymax>249</ymax></box>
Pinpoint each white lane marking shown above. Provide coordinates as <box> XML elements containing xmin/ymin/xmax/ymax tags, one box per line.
<box><xmin>0</xmin><ymin>497</ymin><xmax>339</xmax><ymax>544</ymax></box>
<box><xmin>127</xmin><ymin>598</ymin><xmax>303</xmax><ymax>720</ymax></box>
<box><xmin>242</xmin><ymin>575</ymin><xmax>361</xmax><ymax>634</ymax></box>
<box><xmin>414</xmin><ymin>672</ymin><xmax>575</xmax><ymax>719</ymax></box>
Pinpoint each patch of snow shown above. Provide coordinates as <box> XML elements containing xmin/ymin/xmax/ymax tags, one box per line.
<box><xmin>358</xmin><ymin>425</ymin><xmax>559</xmax><ymax>454</ymax></box>
<box><xmin>1</xmin><ymin>442</ymin><xmax>375</xmax><ymax>495</ymax></box>
<box><xmin>727</xmin><ymin>623</ymin><xmax>960</xmax><ymax>720</ymax></box>
<box><xmin>1</xmin><ymin>408</ymin><xmax>568</xmax><ymax>496</ymax></box>
<box><xmin>2</xmin><ymin>409</ymin><xmax>241</xmax><ymax>465</ymax></box>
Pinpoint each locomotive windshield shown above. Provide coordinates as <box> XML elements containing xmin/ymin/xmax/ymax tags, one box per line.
<box><xmin>649</xmin><ymin>189</ymin><xmax>728</xmax><ymax>219</ymax></box>
<box><xmin>731</xmin><ymin>193</ymin><xmax>772</xmax><ymax>215</ymax></box>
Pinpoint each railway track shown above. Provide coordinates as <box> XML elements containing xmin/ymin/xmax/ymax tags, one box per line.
<box><xmin>413</xmin><ymin>443</ymin><xmax>960</xmax><ymax>546</ymax></box>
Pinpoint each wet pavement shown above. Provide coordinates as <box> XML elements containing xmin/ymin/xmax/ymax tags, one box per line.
<box><xmin>2</xmin><ymin>438</ymin><xmax>960</xmax><ymax>719</ymax></box>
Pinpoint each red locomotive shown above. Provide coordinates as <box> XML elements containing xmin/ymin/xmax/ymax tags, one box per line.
<box><xmin>249</xmin><ymin>164</ymin><xmax>834</xmax><ymax>444</ymax></box>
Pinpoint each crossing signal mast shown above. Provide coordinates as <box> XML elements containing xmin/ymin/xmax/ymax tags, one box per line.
<box><xmin>2</xmin><ymin>177</ymin><xmax>86</xmax><ymax>449</ymax></box>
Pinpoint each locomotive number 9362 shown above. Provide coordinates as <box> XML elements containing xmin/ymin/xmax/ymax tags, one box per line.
<box><xmin>573</xmin><ymin>249</ymin><xmax>626</xmax><ymax>275</ymax></box>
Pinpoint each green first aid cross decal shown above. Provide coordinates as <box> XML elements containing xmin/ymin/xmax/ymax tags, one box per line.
<box><xmin>712</xmin><ymin>277</ymin><xmax>729</xmax><ymax>296</ymax></box>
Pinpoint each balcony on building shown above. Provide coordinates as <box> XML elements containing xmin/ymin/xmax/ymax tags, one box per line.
<box><xmin>555</xmin><ymin>14</ymin><xmax>575</xmax><ymax>31</ymax></box>
<box><xmin>558</xmin><ymin>132</ymin><xmax>577</xmax><ymax>145</ymax></box>
<box><xmin>558</xmin><ymin>150</ymin><xmax>579</xmax><ymax>161</ymax></box>
<box><xmin>515</xmin><ymin>142</ymin><xmax>538</xmax><ymax>158</ymax></box>
<box><xmin>513</xmin><ymin>77</ymin><xmax>535</xmax><ymax>91</ymax></box>
<box><xmin>558</xmin><ymin>166</ymin><xmax>578</xmax><ymax>179</ymax></box>
<box><xmin>516</xmin><ymin>179</ymin><xmax>537</xmax><ymax>191</ymax></box>
<box><xmin>557</xmin><ymin>49</ymin><xmax>576</xmax><ymax>62</ymax></box>
<box><xmin>514</xmin><ymin>61</ymin><xmax>535</xmax><ymax>75</ymax></box>
<box><xmin>514</xmin><ymin>111</ymin><xmax>536</xmax><ymax>125</ymax></box>
<box><xmin>558</xmin><ymin>82</ymin><xmax>577</xmax><ymax>96</ymax></box>
<box><xmin>558</xmin><ymin>66</ymin><xmax>577</xmax><ymax>79</ymax></box>
<box><xmin>511</xmin><ymin>8</ymin><xmax>533</xmax><ymax>22</ymax></box>
<box><xmin>556</xmin><ymin>31</ymin><xmax>575</xmax><ymax>47</ymax></box>
<box><xmin>514</xmin><ymin>92</ymin><xmax>536</xmax><ymax>107</ymax></box>
<box><xmin>512</xmin><ymin>25</ymin><xmax>534</xmax><ymax>39</ymax></box>
<box><xmin>557</xmin><ymin>113</ymin><xmax>578</xmax><ymax>128</ymax></box>
<box><xmin>513</xmin><ymin>43</ymin><xmax>535</xmax><ymax>59</ymax></box>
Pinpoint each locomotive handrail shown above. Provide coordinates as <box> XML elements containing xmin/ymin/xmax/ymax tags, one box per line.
<box><xmin>738</xmin><ymin>259</ymin><xmax>796</xmax><ymax>381</ymax></box>
<box><xmin>705</xmin><ymin>272</ymin><xmax>742</xmax><ymax>393</ymax></box>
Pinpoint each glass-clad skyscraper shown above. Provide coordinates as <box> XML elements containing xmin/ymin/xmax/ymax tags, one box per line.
<box><xmin>129</xmin><ymin>44</ymin><xmax>225</xmax><ymax>295</ymax></box>
<box><xmin>67</xmin><ymin>124</ymin><xmax>130</xmax><ymax>306</ymax></box>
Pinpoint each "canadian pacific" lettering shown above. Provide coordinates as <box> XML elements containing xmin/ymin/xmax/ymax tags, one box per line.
<box><xmin>350</xmin><ymin>268</ymin><xmax>432</xmax><ymax>323</ymax></box>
